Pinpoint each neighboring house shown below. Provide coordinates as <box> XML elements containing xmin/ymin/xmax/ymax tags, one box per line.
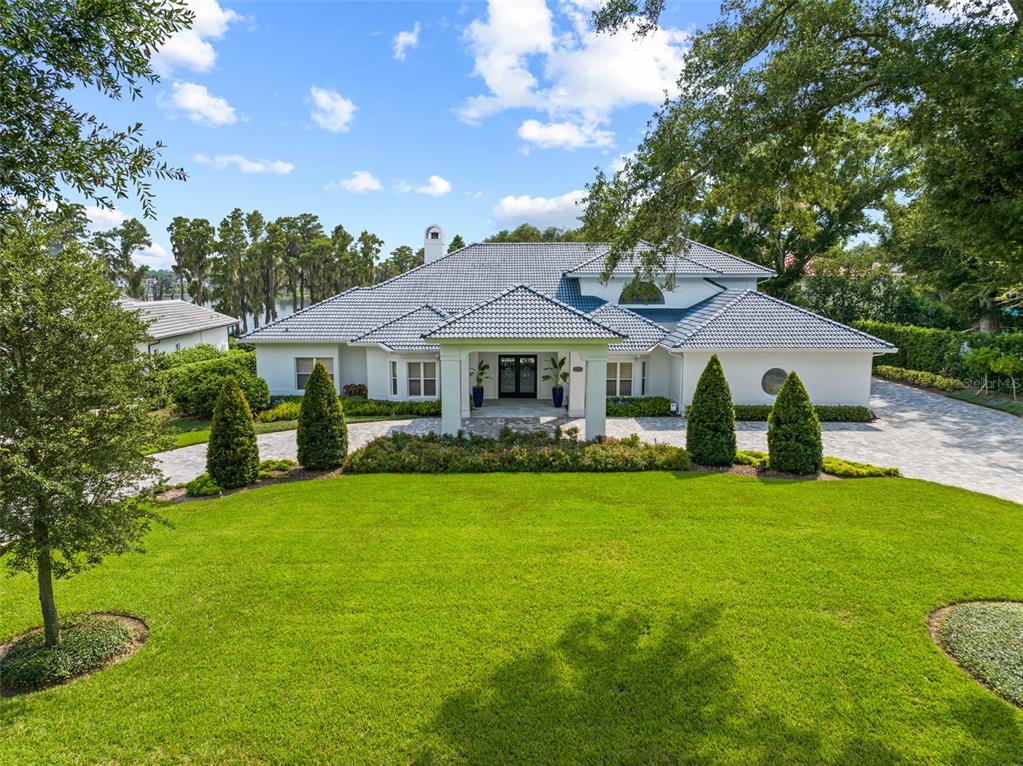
<box><xmin>122</xmin><ymin>299</ymin><xmax>238</xmax><ymax>354</ymax></box>
<box><xmin>241</xmin><ymin>226</ymin><xmax>895</xmax><ymax>438</ymax></box>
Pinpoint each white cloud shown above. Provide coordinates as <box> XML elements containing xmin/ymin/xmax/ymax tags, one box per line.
<box><xmin>194</xmin><ymin>153</ymin><xmax>293</xmax><ymax>174</ymax></box>
<box><xmin>493</xmin><ymin>189</ymin><xmax>586</xmax><ymax>228</ymax></box>
<box><xmin>152</xmin><ymin>0</ymin><xmax>241</xmax><ymax>75</ymax></box>
<box><xmin>517</xmin><ymin>118</ymin><xmax>613</xmax><ymax>149</ymax></box>
<box><xmin>139</xmin><ymin>243</ymin><xmax>168</xmax><ymax>261</ymax></box>
<box><xmin>459</xmin><ymin>1</ymin><xmax>688</xmax><ymax>147</ymax></box>
<box><xmin>393</xmin><ymin>22</ymin><xmax>421</xmax><ymax>61</ymax></box>
<box><xmin>84</xmin><ymin>205</ymin><xmax>128</xmax><ymax>230</ymax></box>
<box><xmin>327</xmin><ymin>170</ymin><xmax>382</xmax><ymax>193</ymax></box>
<box><xmin>165</xmin><ymin>82</ymin><xmax>237</xmax><ymax>126</ymax></box>
<box><xmin>415</xmin><ymin>175</ymin><xmax>452</xmax><ymax>197</ymax></box>
<box><xmin>309</xmin><ymin>86</ymin><xmax>357</xmax><ymax>133</ymax></box>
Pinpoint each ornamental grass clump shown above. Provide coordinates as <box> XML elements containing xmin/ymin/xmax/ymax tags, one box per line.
<box><xmin>686</xmin><ymin>355</ymin><xmax>736</xmax><ymax>466</ymax></box>
<box><xmin>206</xmin><ymin>378</ymin><xmax>260</xmax><ymax>489</ymax></box>
<box><xmin>297</xmin><ymin>362</ymin><xmax>348</xmax><ymax>469</ymax></box>
<box><xmin>767</xmin><ymin>372</ymin><xmax>823</xmax><ymax>475</ymax></box>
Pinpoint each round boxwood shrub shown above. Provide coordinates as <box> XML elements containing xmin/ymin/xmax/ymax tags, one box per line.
<box><xmin>767</xmin><ymin>372</ymin><xmax>823</xmax><ymax>475</ymax></box>
<box><xmin>206</xmin><ymin>377</ymin><xmax>260</xmax><ymax>489</ymax></box>
<box><xmin>185</xmin><ymin>472</ymin><xmax>222</xmax><ymax>497</ymax></box>
<box><xmin>297</xmin><ymin>362</ymin><xmax>348</xmax><ymax>469</ymax></box>
<box><xmin>686</xmin><ymin>354</ymin><xmax>736</xmax><ymax>466</ymax></box>
<box><xmin>0</xmin><ymin>615</ymin><xmax>133</xmax><ymax>693</ymax></box>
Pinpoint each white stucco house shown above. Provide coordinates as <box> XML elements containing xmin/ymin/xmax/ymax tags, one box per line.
<box><xmin>241</xmin><ymin>226</ymin><xmax>895</xmax><ymax>438</ymax></box>
<box><xmin>123</xmin><ymin>299</ymin><xmax>238</xmax><ymax>354</ymax></box>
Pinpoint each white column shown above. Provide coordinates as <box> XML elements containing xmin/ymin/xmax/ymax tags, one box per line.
<box><xmin>582</xmin><ymin>349</ymin><xmax>608</xmax><ymax>440</ymax></box>
<box><xmin>568</xmin><ymin>350</ymin><xmax>585</xmax><ymax>417</ymax></box>
<box><xmin>460</xmin><ymin>352</ymin><xmax>471</xmax><ymax>418</ymax></box>
<box><xmin>439</xmin><ymin>348</ymin><xmax>462</xmax><ymax>435</ymax></box>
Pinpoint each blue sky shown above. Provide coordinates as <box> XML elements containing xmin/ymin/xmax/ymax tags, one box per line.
<box><xmin>75</xmin><ymin>0</ymin><xmax>719</xmax><ymax>268</ymax></box>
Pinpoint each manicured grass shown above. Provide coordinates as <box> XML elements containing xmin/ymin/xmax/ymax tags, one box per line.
<box><xmin>0</xmin><ymin>474</ymin><xmax>1021</xmax><ymax>763</ymax></box>
<box><xmin>947</xmin><ymin>389</ymin><xmax>1023</xmax><ymax>418</ymax></box>
<box><xmin>939</xmin><ymin>602</ymin><xmax>1023</xmax><ymax>708</ymax></box>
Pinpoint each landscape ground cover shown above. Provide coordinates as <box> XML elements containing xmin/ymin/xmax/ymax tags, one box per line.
<box><xmin>0</xmin><ymin>473</ymin><xmax>1020</xmax><ymax>764</ymax></box>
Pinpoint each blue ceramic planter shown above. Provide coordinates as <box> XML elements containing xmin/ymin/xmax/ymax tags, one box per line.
<box><xmin>551</xmin><ymin>387</ymin><xmax>564</xmax><ymax>408</ymax></box>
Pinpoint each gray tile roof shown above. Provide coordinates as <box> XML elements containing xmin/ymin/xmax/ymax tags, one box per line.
<box><xmin>121</xmin><ymin>299</ymin><xmax>237</xmax><ymax>340</ymax></box>
<box><xmin>567</xmin><ymin>240</ymin><xmax>775</xmax><ymax>278</ymax></box>
<box><xmin>349</xmin><ymin>305</ymin><xmax>448</xmax><ymax>352</ymax></box>
<box><xmin>586</xmin><ymin>303</ymin><xmax>667</xmax><ymax>352</ymax></box>
<box><xmin>663</xmin><ymin>290</ymin><xmax>897</xmax><ymax>350</ymax></box>
<box><xmin>424</xmin><ymin>284</ymin><xmax>624</xmax><ymax>341</ymax></box>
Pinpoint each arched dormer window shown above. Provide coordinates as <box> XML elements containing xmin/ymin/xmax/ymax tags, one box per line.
<box><xmin>619</xmin><ymin>280</ymin><xmax>665</xmax><ymax>305</ymax></box>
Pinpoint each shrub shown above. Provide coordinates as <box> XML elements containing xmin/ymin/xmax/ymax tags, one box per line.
<box><xmin>342</xmin><ymin>383</ymin><xmax>368</xmax><ymax>398</ymax></box>
<box><xmin>185</xmin><ymin>473</ymin><xmax>222</xmax><ymax>497</ymax></box>
<box><xmin>0</xmin><ymin>616</ymin><xmax>132</xmax><ymax>693</ymax></box>
<box><xmin>686</xmin><ymin>355</ymin><xmax>736</xmax><ymax>466</ymax></box>
<box><xmin>821</xmin><ymin>457</ymin><xmax>900</xmax><ymax>478</ymax></box>
<box><xmin>735</xmin><ymin>449</ymin><xmax>768</xmax><ymax>469</ymax></box>
<box><xmin>852</xmin><ymin>321</ymin><xmax>963</xmax><ymax>375</ymax></box>
<box><xmin>152</xmin><ymin>343</ymin><xmax>224</xmax><ymax>371</ymax></box>
<box><xmin>731</xmin><ymin>404</ymin><xmax>875</xmax><ymax>422</ymax></box>
<box><xmin>767</xmin><ymin>372</ymin><xmax>823</xmax><ymax>475</ymax></box>
<box><xmin>206</xmin><ymin>378</ymin><xmax>260</xmax><ymax>489</ymax></box>
<box><xmin>161</xmin><ymin>352</ymin><xmax>269</xmax><ymax>417</ymax></box>
<box><xmin>258</xmin><ymin>399</ymin><xmax>301</xmax><ymax>423</ymax></box>
<box><xmin>297</xmin><ymin>362</ymin><xmax>348</xmax><ymax>469</ymax></box>
<box><xmin>341</xmin><ymin>398</ymin><xmax>441</xmax><ymax>417</ymax></box>
<box><xmin>606</xmin><ymin>396</ymin><xmax>673</xmax><ymax>416</ymax></box>
<box><xmin>260</xmin><ymin>458</ymin><xmax>297</xmax><ymax>472</ymax></box>
<box><xmin>343</xmin><ymin>430</ymin><xmax>690</xmax><ymax>474</ymax></box>
<box><xmin>873</xmin><ymin>365</ymin><xmax>964</xmax><ymax>391</ymax></box>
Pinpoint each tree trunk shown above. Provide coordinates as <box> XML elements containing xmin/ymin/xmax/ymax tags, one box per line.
<box><xmin>34</xmin><ymin>528</ymin><xmax>60</xmax><ymax>646</ymax></box>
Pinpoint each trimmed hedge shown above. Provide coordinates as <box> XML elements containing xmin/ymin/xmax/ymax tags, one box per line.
<box><xmin>161</xmin><ymin>351</ymin><xmax>269</xmax><ymax>417</ymax></box>
<box><xmin>732</xmin><ymin>404</ymin><xmax>875</xmax><ymax>422</ymax></box>
<box><xmin>0</xmin><ymin>616</ymin><xmax>133</xmax><ymax>693</ymax></box>
<box><xmin>149</xmin><ymin>343</ymin><xmax>224</xmax><ymax>371</ymax></box>
<box><xmin>341</xmin><ymin>398</ymin><xmax>441</xmax><ymax>417</ymax></box>
<box><xmin>873</xmin><ymin>365</ymin><xmax>965</xmax><ymax>391</ymax></box>
<box><xmin>686</xmin><ymin>355</ymin><xmax>736</xmax><ymax>466</ymax></box>
<box><xmin>343</xmin><ymin>430</ymin><xmax>690</xmax><ymax>474</ymax></box>
<box><xmin>767</xmin><ymin>372</ymin><xmax>823</xmax><ymax>475</ymax></box>
<box><xmin>605</xmin><ymin>396</ymin><xmax>673</xmax><ymax>417</ymax></box>
<box><xmin>821</xmin><ymin>456</ymin><xmax>900</xmax><ymax>478</ymax></box>
<box><xmin>206</xmin><ymin>378</ymin><xmax>260</xmax><ymax>489</ymax></box>
<box><xmin>297</xmin><ymin>362</ymin><xmax>348</xmax><ymax>469</ymax></box>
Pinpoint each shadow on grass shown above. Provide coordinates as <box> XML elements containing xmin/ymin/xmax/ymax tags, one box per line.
<box><xmin>414</xmin><ymin>607</ymin><xmax>909</xmax><ymax>764</ymax></box>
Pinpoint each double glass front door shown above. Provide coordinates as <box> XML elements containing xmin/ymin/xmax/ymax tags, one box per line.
<box><xmin>498</xmin><ymin>355</ymin><xmax>537</xmax><ymax>398</ymax></box>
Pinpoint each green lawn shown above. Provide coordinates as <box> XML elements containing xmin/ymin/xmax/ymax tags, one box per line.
<box><xmin>1</xmin><ymin>473</ymin><xmax>1021</xmax><ymax>764</ymax></box>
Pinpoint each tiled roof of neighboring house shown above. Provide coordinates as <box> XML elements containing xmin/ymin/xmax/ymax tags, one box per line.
<box><xmin>424</xmin><ymin>284</ymin><xmax>624</xmax><ymax>341</ymax></box>
<box><xmin>121</xmin><ymin>299</ymin><xmax>237</xmax><ymax>340</ymax></box>
<box><xmin>566</xmin><ymin>240</ymin><xmax>775</xmax><ymax>278</ymax></box>
<box><xmin>586</xmin><ymin>303</ymin><xmax>668</xmax><ymax>352</ymax></box>
<box><xmin>349</xmin><ymin>305</ymin><xmax>448</xmax><ymax>352</ymax></box>
<box><xmin>663</xmin><ymin>290</ymin><xmax>897</xmax><ymax>350</ymax></box>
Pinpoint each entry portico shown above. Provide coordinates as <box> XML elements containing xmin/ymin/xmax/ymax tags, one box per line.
<box><xmin>424</xmin><ymin>284</ymin><xmax>623</xmax><ymax>438</ymax></box>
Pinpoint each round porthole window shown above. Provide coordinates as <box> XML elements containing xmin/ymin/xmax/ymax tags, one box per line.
<box><xmin>761</xmin><ymin>367</ymin><xmax>787</xmax><ymax>395</ymax></box>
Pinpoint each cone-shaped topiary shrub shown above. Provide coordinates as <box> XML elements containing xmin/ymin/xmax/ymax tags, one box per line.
<box><xmin>297</xmin><ymin>361</ymin><xmax>348</xmax><ymax>469</ymax></box>
<box><xmin>767</xmin><ymin>371</ymin><xmax>823</xmax><ymax>475</ymax></box>
<box><xmin>686</xmin><ymin>354</ymin><xmax>736</xmax><ymax>466</ymax></box>
<box><xmin>206</xmin><ymin>377</ymin><xmax>260</xmax><ymax>489</ymax></box>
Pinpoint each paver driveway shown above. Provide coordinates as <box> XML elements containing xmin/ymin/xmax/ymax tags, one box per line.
<box><xmin>155</xmin><ymin>380</ymin><xmax>1023</xmax><ymax>504</ymax></box>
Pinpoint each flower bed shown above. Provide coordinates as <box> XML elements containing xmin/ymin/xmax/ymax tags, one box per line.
<box><xmin>343</xmin><ymin>429</ymin><xmax>690</xmax><ymax>474</ymax></box>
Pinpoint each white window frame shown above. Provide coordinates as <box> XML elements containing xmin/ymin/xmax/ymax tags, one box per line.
<box><xmin>606</xmin><ymin>361</ymin><xmax>634</xmax><ymax>397</ymax></box>
<box><xmin>295</xmin><ymin>356</ymin><xmax>334</xmax><ymax>391</ymax></box>
<box><xmin>406</xmin><ymin>360</ymin><xmax>438</xmax><ymax>399</ymax></box>
<box><xmin>640</xmin><ymin>360</ymin><xmax>647</xmax><ymax>396</ymax></box>
<box><xmin>389</xmin><ymin>360</ymin><xmax>399</xmax><ymax>397</ymax></box>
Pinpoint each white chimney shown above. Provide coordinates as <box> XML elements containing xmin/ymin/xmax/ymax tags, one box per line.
<box><xmin>424</xmin><ymin>224</ymin><xmax>445</xmax><ymax>264</ymax></box>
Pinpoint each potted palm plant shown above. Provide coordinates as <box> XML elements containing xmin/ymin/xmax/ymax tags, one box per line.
<box><xmin>469</xmin><ymin>361</ymin><xmax>490</xmax><ymax>408</ymax></box>
<box><xmin>542</xmin><ymin>355</ymin><xmax>569</xmax><ymax>408</ymax></box>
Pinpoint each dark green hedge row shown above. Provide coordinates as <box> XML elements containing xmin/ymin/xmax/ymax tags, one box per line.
<box><xmin>343</xmin><ymin>430</ymin><xmax>690</xmax><ymax>474</ymax></box>
<box><xmin>606</xmin><ymin>396</ymin><xmax>673</xmax><ymax>417</ymax></box>
<box><xmin>341</xmin><ymin>398</ymin><xmax>441</xmax><ymax>417</ymax></box>
<box><xmin>873</xmin><ymin>365</ymin><xmax>964</xmax><ymax>391</ymax></box>
<box><xmin>159</xmin><ymin>351</ymin><xmax>269</xmax><ymax>417</ymax></box>
<box><xmin>731</xmin><ymin>404</ymin><xmax>875</xmax><ymax>422</ymax></box>
<box><xmin>853</xmin><ymin>320</ymin><xmax>1023</xmax><ymax>377</ymax></box>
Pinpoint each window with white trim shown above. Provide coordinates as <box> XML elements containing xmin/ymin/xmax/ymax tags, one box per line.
<box><xmin>640</xmin><ymin>360</ymin><xmax>647</xmax><ymax>396</ymax></box>
<box><xmin>407</xmin><ymin>361</ymin><xmax>437</xmax><ymax>397</ymax></box>
<box><xmin>606</xmin><ymin>361</ymin><xmax>633</xmax><ymax>397</ymax></box>
<box><xmin>390</xmin><ymin>361</ymin><xmax>399</xmax><ymax>396</ymax></box>
<box><xmin>295</xmin><ymin>357</ymin><xmax>334</xmax><ymax>390</ymax></box>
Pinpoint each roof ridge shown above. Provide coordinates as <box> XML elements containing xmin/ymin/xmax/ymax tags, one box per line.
<box><xmin>747</xmin><ymin>292</ymin><xmax>897</xmax><ymax>348</ymax></box>
<box><xmin>349</xmin><ymin>303</ymin><xmax>448</xmax><ymax>343</ymax></box>
<box><xmin>680</xmin><ymin>239</ymin><xmax>775</xmax><ymax>275</ymax></box>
